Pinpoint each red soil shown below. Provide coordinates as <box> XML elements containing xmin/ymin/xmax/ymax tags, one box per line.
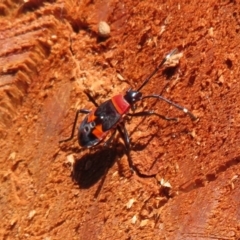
<box><xmin>0</xmin><ymin>0</ymin><xmax>240</xmax><ymax>239</ymax></box>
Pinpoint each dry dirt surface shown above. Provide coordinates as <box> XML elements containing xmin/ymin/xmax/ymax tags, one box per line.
<box><xmin>1</xmin><ymin>0</ymin><xmax>240</xmax><ymax>239</ymax></box>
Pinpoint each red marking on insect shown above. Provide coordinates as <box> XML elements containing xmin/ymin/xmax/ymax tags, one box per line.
<box><xmin>111</xmin><ymin>94</ymin><xmax>130</xmax><ymax>115</ymax></box>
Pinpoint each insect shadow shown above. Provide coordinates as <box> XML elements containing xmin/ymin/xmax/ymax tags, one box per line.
<box><xmin>72</xmin><ymin>146</ymin><xmax>117</xmax><ymax>189</ymax></box>
<box><xmin>71</xmin><ymin>133</ymin><xmax>158</xmax><ymax>190</ymax></box>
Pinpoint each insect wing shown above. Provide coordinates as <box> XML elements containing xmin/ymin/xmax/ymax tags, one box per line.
<box><xmin>95</xmin><ymin>100</ymin><xmax>121</xmax><ymax>131</ymax></box>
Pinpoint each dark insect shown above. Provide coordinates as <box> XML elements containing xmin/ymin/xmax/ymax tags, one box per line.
<box><xmin>60</xmin><ymin>48</ymin><xmax>197</xmax><ymax>177</ymax></box>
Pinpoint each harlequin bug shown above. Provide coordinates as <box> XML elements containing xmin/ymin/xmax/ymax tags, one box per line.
<box><xmin>60</xmin><ymin>48</ymin><xmax>197</xmax><ymax>176</ymax></box>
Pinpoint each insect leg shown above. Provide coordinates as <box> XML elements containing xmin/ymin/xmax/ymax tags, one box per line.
<box><xmin>142</xmin><ymin>94</ymin><xmax>197</xmax><ymax>120</ymax></box>
<box><xmin>59</xmin><ymin>109</ymin><xmax>90</xmax><ymax>143</ymax></box>
<box><xmin>127</xmin><ymin>111</ymin><xmax>177</xmax><ymax>121</ymax></box>
<box><xmin>103</xmin><ymin>129</ymin><xmax>117</xmax><ymax>147</ymax></box>
<box><xmin>117</xmin><ymin>123</ymin><xmax>130</xmax><ymax>150</ymax></box>
<box><xmin>117</xmin><ymin>123</ymin><xmax>156</xmax><ymax>178</ymax></box>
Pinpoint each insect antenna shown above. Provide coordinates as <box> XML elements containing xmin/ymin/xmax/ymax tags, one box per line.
<box><xmin>142</xmin><ymin>94</ymin><xmax>197</xmax><ymax>120</ymax></box>
<box><xmin>83</xmin><ymin>90</ymin><xmax>99</xmax><ymax>107</ymax></box>
<box><xmin>137</xmin><ymin>48</ymin><xmax>179</xmax><ymax>92</ymax></box>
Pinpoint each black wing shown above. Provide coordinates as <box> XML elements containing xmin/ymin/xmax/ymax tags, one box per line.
<box><xmin>95</xmin><ymin>99</ymin><xmax>121</xmax><ymax>131</ymax></box>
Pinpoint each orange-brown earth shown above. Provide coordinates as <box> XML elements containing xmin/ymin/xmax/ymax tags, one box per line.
<box><xmin>0</xmin><ymin>0</ymin><xmax>240</xmax><ymax>239</ymax></box>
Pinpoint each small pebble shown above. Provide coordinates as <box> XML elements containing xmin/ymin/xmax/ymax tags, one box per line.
<box><xmin>131</xmin><ymin>215</ymin><xmax>137</xmax><ymax>224</ymax></box>
<box><xmin>27</xmin><ymin>210</ymin><xmax>36</xmax><ymax>220</ymax></box>
<box><xmin>98</xmin><ymin>21</ymin><xmax>111</xmax><ymax>38</ymax></box>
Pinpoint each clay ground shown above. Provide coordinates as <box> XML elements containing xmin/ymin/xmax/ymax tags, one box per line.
<box><xmin>0</xmin><ymin>0</ymin><xmax>240</xmax><ymax>239</ymax></box>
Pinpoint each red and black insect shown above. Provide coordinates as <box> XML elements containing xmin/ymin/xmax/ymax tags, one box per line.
<box><xmin>60</xmin><ymin>48</ymin><xmax>197</xmax><ymax>175</ymax></box>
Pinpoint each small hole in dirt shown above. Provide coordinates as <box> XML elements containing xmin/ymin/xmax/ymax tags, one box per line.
<box><xmin>0</xmin><ymin>5</ymin><xmax>8</xmax><ymax>16</ymax></box>
<box><xmin>225</xmin><ymin>59</ymin><xmax>233</xmax><ymax>69</ymax></box>
<box><xmin>195</xmin><ymin>178</ymin><xmax>205</xmax><ymax>187</ymax></box>
<box><xmin>217</xmin><ymin>165</ymin><xmax>227</xmax><ymax>172</ymax></box>
<box><xmin>188</xmin><ymin>74</ymin><xmax>196</xmax><ymax>86</ymax></box>
<box><xmin>163</xmin><ymin>67</ymin><xmax>178</xmax><ymax>79</ymax></box>
<box><xmin>139</xmin><ymin>32</ymin><xmax>149</xmax><ymax>46</ymax></box>
<box><xmin>69</xmin><ymin>20</ymin><xmax>93</xmax><ymax>34</ymax></box>
<box><xmin>17</xmin><ymin>0</ymin><xmax>48</xmax><ymax>14</ymax></box>
<box><xmin>206</xmin><ymin>173</ymin><xmax>216</xmax><ymax>182</ymax></box>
